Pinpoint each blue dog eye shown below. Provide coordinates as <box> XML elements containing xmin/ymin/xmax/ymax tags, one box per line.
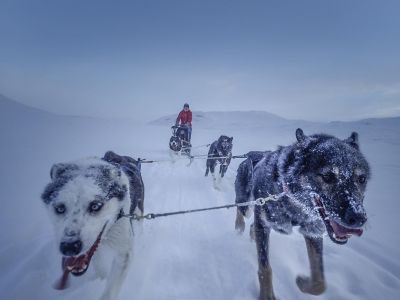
<box><xmin>88</xmin><ymin>201</ymin><xmax>103</xmax><ymax>213</ymax></box>
<box><xmin>54</xmin><ymin>204</ymin><xmax>66</xmax><ymax>215</ymax></box>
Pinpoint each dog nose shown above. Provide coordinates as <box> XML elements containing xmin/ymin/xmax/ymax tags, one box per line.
<box><xmin>344</xmin><ymin>210</ymin><xmax>367</xmax><ymax>228</ymax></box>
<box><xmin>60</xmin><ymin>240</ymin><xmax>82</xmax><ymax>256</ymax></box>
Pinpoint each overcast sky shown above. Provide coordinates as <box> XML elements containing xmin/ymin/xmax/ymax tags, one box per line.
<box><xmin>0</xmin><ymin>0</ymin><xmax>399</xmax><ymax>122</ymax></box>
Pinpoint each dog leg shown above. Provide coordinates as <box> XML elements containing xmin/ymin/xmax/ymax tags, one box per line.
<box><xmin>235</xmin><ymin>209</ymin><xmax>245</xmax><ymax>233</ymax></box>
<box><xmin>213</xmin><ymin>174</ymin><xmax>221</xmax><ymax>190</ymax></box>
<box><xmin>99</xmin><ymin>219</ymin><xmax>134</xmax><ymax>300</ymax></box>
<box><xmin>249</xmin><ymin>222</ymin><xmax>255</xmax><ymax>241</ymax></box>
<box><xmin>92</xmin><ymin>249</ymin><xmax>109</xmax><ymax>280</ymax></box>
<box><xmin>99</xmin><ymin>251</ymin><xmax>131</xmax><ymax>300</ymax></box>
<box><xmin>296</xmin><ymin>236</ymin><xmax>326</xmax><ymax>295</ymax></box>
<box><xmin>255</xmin><ymin>213</ymin><xmax>276</xmax><ymax>300</ymax></box>
<box><xmin>220</xmin><ymin>165</ymin><xmax>226</xmax><ymax>178</ymax></box>
<box><xmin>210</xmin><ymin>163</ymin><xmax>216</xmax><ymax>177</ymax></box>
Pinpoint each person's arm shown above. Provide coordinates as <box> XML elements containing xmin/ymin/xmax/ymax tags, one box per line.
<box><xmin>188</xmin><ymin>111</ymin><xmax>192</xmax><ymax>126</ymax></box>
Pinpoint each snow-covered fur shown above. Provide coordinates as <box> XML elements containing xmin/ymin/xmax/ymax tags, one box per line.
<box><xmin>41</xmin><ymin>151</ymin><xmax>144</xmax><ymax>300</ymax></box>
<box><xmin>205</xmin><ymin>135</ymin><xmax>233</xmax><ymax>178</ymax></box>
<box><xmin>235</xmin><ymin>129</ymin><xmax>370</xmax><ymax>300</ymax></box>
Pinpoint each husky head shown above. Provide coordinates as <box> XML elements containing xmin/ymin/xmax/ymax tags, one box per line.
<box><xmin>41</xmin><ymin>158</ymin><xmax>129</xmax><ymax>276</ymax></box>
<box><xmin>285</xmin><ymin>129</ymin><xmax>370</xmax><ymax>245</ymax></box>
<box><xmin>169</xmin><ymin>136</ymin><xmax>182</xmax><ymax>152</ymax></box>
<box><xmin>217</xmin><ymin>135</ymin><xmax>233</xmax><ymax>155</ymax></box>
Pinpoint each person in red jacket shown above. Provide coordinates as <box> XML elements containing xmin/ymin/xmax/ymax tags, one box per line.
<box><xmin>175</xmin><ymin>103</ymin><xmax>192</xmax><ymax>143</ymax></box>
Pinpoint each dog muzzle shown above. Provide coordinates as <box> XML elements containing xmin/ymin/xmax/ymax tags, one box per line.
<box><xmin>312</xmin><ymin>194</ymin><xmax>363</xmax><ymax>245</ymax></box>
<box><xmin>53</xmin><ymin>222</ymin><xmax>107</xmax><ymax>290</ymax></box>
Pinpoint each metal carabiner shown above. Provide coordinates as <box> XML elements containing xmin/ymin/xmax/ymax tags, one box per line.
<box><xmin>255</xmin><ymin>198</ymin><xmax>267</xmax><ymax>206</ymax></box>
<box><xmin>144</xmin><ymin>213</ymin><xmax>155</xmax><ymax>220</ymax></box>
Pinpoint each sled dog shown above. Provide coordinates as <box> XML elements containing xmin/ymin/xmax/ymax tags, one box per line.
<box><xmin>41</xmin><ymin>151</ymin><xmax>144</xmax><ymax>300</ymax></box>
<box><xmin>205</xmin><ymin>135</ymin><xmax>233</xmax><ymax>178</ymax></box>
<box><xmin>235</xmin><ymin>129</ymin><xmax>370</xmax><ymax>300</ymax></box>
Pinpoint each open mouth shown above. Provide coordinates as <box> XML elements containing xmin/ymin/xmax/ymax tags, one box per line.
<box><xmin>63</xmin><ymin>223</ymin><xmax>106</xmax><ymax>276</ymax></box>
<box><xmin>54</xmin><ymin>223</ymin><xmax>107</xmax><ymax>290</ymax></box>
<box><xmin>312</xmin><ymin>194</ymin><xmax>363</xmax><ymax>245</ymax></box>
<box><xmin>62</xmin><ymin>251</ymin><xmax>91</xmax><ymax>276</ymax></box>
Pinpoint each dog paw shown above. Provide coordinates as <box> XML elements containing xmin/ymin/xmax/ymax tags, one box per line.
<box><xmin>296</xmin><ymin>275</ymin><xmax>326</xmax><ymax>295</ymax></box>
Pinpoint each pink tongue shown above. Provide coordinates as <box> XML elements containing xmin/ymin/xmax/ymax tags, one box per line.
<box><xmin>53</xmin><ymin>255</ymin><xmax>87</xmax><ymax>290</ymax></box>
<box><xmin>330</xmin><ymin>220</ymin><xmax>363</xmax><ymax>237</ymax></box>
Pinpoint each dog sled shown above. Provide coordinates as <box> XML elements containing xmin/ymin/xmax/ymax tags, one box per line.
<box><xmin>169</xmin><ymin>125</ymin><xmax>192</xmax><ymax>159</ymax></box>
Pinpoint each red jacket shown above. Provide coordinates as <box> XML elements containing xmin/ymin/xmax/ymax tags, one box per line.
<box><xmin>176</xmin><ymin>109</ymin><xmax>192</xmax><ymax>126</ymax></box>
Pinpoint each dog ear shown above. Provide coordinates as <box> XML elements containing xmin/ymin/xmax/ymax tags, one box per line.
<box><xmin>344</xmin><ymin>132</ymin><xmax>359</xmax><ymax>150</ymax></box>
<box><xmin>295</xmin><ymin>128</ymin><xmax>307</xmax><ymax>143</ymax></box>
<box><xmin>100</xmin><ymin>165</ymin><xmax>123</xmax><ymax>183</ymax></box>
<box><xmin>295</xmin><ymin>128</ymin><xmax>312</xmax><ymax>147</ymax></box>
<box><xmin>50</xmin><ymin>163</ymin><xmax>77</xmax><ymax>180</ymax></box>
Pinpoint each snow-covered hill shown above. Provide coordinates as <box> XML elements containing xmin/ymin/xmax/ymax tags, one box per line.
<box><xmin>0</xmin><ymin>95</ymin><xmax>399</xmax><ymax>299</ymax></box>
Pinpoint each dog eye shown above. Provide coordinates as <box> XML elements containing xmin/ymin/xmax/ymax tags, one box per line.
<box><xmin>320</xmin><ymin>172</ymin><xmax>336</xmax><ymax>184</ymax></box>
<box><xmin>54</xmin><ymin>204</ymin><xmax>66</xmax><ymax>215</ymax></box>
<box><xmin>88</xmin><ymin>201</ymin><xmax>103</xmax><ymax>213</ymax></box>
<box><xmin>358</xmin><ymin>175</ymin><xmax>366</xmax><ymax>184</ymax></box>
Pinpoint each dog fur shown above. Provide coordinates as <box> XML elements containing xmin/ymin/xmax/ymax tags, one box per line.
<box><xmin>205</xmin><ymin>135</ymin><xmax>233</xmax><ymax>178</ymax></box>
<box><xmin>41</xmin><ymin>151</ymin><xmax>144</xmax><ymax>300</ymax></box>
<box><xmin>235</xmin><ymin>129</ymin><xmax>370</xmax><ymax>300</ymax></box>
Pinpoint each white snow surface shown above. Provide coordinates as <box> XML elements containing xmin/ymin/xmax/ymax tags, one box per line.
<box><xmin>1</xmin><ymin>94</ymin><xmax>399</xmax><ymax>300</ymax></box>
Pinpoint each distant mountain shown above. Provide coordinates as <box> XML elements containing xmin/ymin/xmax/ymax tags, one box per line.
<box><xmin>0</xmin><ymin>94</ymin><xmax>55</xmax><ymax>119</ymax></box>
<box><xmin>0</xmin><ymin>93</ymin><xmax>112</xmax><ymax>126</ymax></box>
<box><xmin>330</xmin><ymin>116</ymin><xmax>400</xmax><ymax>130</ymax></box>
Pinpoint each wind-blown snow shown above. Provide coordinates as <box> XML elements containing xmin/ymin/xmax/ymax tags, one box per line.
<box><xmin>0</xmin><ymin>95</ymin><xmax>399</xmax><ymax>299</ymax></box>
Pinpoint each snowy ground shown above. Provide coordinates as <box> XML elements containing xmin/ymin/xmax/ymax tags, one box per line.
<box><xmin>0</xmin><ymin>95</ymin><xmax>399</xmax><ymax>299</ymax></box>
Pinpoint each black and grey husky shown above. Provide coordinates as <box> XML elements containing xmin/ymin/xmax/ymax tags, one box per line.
<box><xmin>41</xmin><ymin>151</ymin><xmax>144</xmax><ymax>300</ymax></box>
<box><xmin>235</xmin><ymin>129</ymin><xmax>370</xmax><ymax>300</ymax></box>
<box><xmin>205</xmin><ymin>135</ymin><xmax>233</xmax><ymax>178</ymax></box>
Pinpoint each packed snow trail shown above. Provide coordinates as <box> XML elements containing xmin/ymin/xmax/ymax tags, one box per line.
<box><xmin>123</xmin><ymin>158</ymin><xmax>258</xmax><ymax>300</ymax></box>
<box><xmin>0</xmin><ymin>99</ymin><xmax>400</xmax><ymax>299</ymax></box>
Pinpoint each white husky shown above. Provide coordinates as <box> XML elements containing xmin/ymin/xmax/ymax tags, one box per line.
<box><xmin>41</xmin><ymin>151</ymin><xmax>144</xmax><ymax>300</ymax></box>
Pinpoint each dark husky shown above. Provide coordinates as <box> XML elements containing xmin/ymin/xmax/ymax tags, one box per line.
<box><xmin>235</xmin><ymin>129</ymin><xmax>370</xmax><ymax>300</ymax></box>
<box><xmin>205</xmin><ymin>135</ymin><xmax>233</xmax><ymax>178</ymax></box>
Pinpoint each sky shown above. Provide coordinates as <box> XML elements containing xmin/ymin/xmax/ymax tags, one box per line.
<box><xmin>0</xmin><ymin>0</ymin><xmax>399</xmax><ymax>122</ymax></box>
